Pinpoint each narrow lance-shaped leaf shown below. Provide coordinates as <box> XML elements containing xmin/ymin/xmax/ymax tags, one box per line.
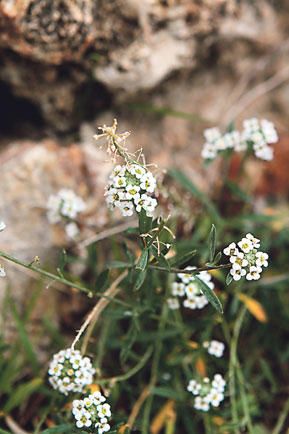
<box><xmin>138</xmin><ymin>209</ymin><xmax>153</xmax><ymax>235</ymax></box>
<box><xmin>194</xmin><ymin>275</ymin><xmax>223</xmax><ymax>314</ymax></box>
<box><xmin>136</xmin><ymin>249</ymin><xmax>149</xmax><ymax>271</ymax></box>
<box><xmin>208</xmin><ymin>224</ymin><xmax>217</xmax><ymax>263</ymax></box>
<box><xmin>226</xmin><ymin>272</ymin><xmax>233</xmax><ymax>286</ymax></box>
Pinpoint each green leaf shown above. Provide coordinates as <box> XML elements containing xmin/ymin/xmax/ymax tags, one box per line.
<box><xmin>226</xmin><ymin>272</ymin><xmax>233</xmax><ymax>286</ymax></box>
<box><xmin>108</xmin><ymin>260</ymin><xmax>131</xmax><ymax>269</ymax></box>
<box><xmin>169</xmin><ymin>169</ymin><xmax>222</xmax><ymax>224</ymax></box>
<box><xmin>194</xmin><ymin>275</ymin><xmax>223</xmax><ymax>314</ymax></box>
<box><xmin>134</xmin><ymin>269</ymin><xmax>147</xmax><ymax>291</ymax></box>
<box><xmin>169</xmin><ymin>250</ymin><xmax>197</xmax><ymax>267</ymax></box>
<box><xmin>4</xmin><ymin>378</ymin><xmax>42</xmax><ymax>412</ymax></box>
<box><xmin>138</xmin><ymin>209</ymin><xmax>153</xmax><ymax>235</ymax></box>
<box><xmin>136</xmin><ymin>249</ymin><xmax>149</xmax><ymax>271</ymax></box>
<box><xmin>208</xmin><ymin>224</ymin><xmax>216</xmax><ymax>262</ymax></box>
<box><xmin>213</xmin><ymin>251</ymin><xmax>222</xmax><ymax>265</ymax></box>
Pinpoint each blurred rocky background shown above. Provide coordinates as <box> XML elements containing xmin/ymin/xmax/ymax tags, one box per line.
<box><xmin>1</xmin><ymin>0</ymin><xmax>289</xmax><ymax>331</ymax></box>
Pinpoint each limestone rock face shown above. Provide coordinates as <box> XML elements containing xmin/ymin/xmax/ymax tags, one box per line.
<box><xmin>0</xmin><ymin>0</ymin><xmax>282</xmax><ymax>130</ymax></box>
<box><xmin>0</xmin><ymin>139</ymin><xmax>111</xmax><ymax>335</ymax></box>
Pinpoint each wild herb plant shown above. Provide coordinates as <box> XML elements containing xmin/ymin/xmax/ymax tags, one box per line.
<box><xmin>0</xmin><ymin>117</ymin><xmax>286</xmax><ymax>434</ymax></box>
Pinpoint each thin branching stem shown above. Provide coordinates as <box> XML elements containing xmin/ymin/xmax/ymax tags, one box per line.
<box><xmin>0</xmin><ymin>250</ymin><xmax>130</xmax><ymax>308</ymax></box>
<box><xmin>71</xmin><ymin>270</ymin><xmax>128</xmax><ymax>351</ymax></box>
<box><xmin>149</xmin><ymin>263</ymin><xmax>231</xmax><ymax>274</ymax></box>
<box><xmin>97</xmin><ymin>346</ymin><xmax>153</xmax><ymax>386</ymax></box>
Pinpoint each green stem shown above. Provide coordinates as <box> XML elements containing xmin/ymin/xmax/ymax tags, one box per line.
<box><xmin>203</xmin><ymin>414</ymin><xmax>213</xmax><ymax>434</ymax></box>
<box><xmin>97</xmin><ymin>346</ymin><xmax>153</xmax><ymax>385</ymax></box>
<box><xmin>149</xmin><ymin>263</ymin><xmax>231</xmax><ymax>274</ymax></box>
<box><xmin>236</xmin><ymin>359</ymin><xmax>255</xmax><ymax>434</ymax></box>
<box><xmin>229</xmin><ymin>304</ymin><xmax>247</xmax><ymax>434</ymax></box>
<box><xmin>0</xmin><ymin>250</ymin><xmax>130</xmax><ymax>308</ymax></box>
<box><xmin>272</xmin><ymin>395</ymin><xmax>289</xmax><ymax>434</ymax></box>
<box><xmin>141</xmin><ymin>303</ymin><xmax>169</xmax><ymax>433</ymax></box>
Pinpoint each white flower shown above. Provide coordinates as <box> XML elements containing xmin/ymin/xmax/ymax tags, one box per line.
<box><xmin>212</xmin><ymin>374</ymin><xmax>226</xmax><ymax>392</ymax></box>
<box><xmin>0</xmin><ymin>221</ymin><xmax>6</xmax><ymax>232</ymax></box>
<box><xmin>97</xmin><ymin>403</ymin><xmax>112</xmax><ymax>418</ymax></box>
<box><xmin>195</xmin><ymin>295</ymin><xmax>209</xmax><ymax>309</ymax></box>
<box><xmin>238</xmin><ymin>238</ymin><xmax>253</xmax><ymax>253</ymax></box>
<box><xmin>185</xmin><ymin>282</ymin><xmax>200</xmax><ymax>299</ymax></box>
<box><xmin>187</xmin><ymin>379</ymin><xmax>201</xmax><ymax>395</ymax></box>
<box><xmin>230</xmin><ymin>267</ymin><xmax>246</xmax><ymax>281</ymax></box>
<box><xmin>48</xmin><ymin>348</ymin><xmax>95</xmax><ymax>395</ymax></box>
<box><xmin>76</xmin><ymin>414</ymin><xmax>92</xmax><ymax>428</ymax></box>
<box><xmin>255</xmin><ymin>251</ymin><xmax>269</xmax><ymax>268</ymax></box>
<box><xmin>171</xmin><ymin>282</ymin><xmax>185</xmax><ymax>297</ymax></box>
<box><xmin>183</xmin><ymin>298</ymin><xmax>197</xmax><ymax>310</ymax></box>
<box><xmin>140</xmin><ymin>172</ymin><xmax>157</xmax><ymax>193</ymax></box>
<box><xmin>119</xmin><ymin>201</ymin><xmax>134</xmax><ymax>217</ymax></box>
<box><xmin>230</xmin><ymin>252</ymin><xmax>248</xmax><ymax>269</ymax></box>
<box><xmin>125</xmin><ymin>184</ymin><xmax>140</xmax><ymax>199</ymax></box>
<box><xmin>167</xmin><ymin>298</ymin><xmax>180</xmax><ymax>310</ymax></box>
<box><xmin>223</xmin><ymin>242</ymin><xmax>238</xmax><ymax>257</ymax></box>
<box><xmin>246</xmin><ymin>233</ymin><xmax>260</xmax><ymax>248</ymax></box>
<box><xmin>207</xmin><ymin>389</ymin><xmax>225</xmax><ymax>407</ymax></box>
<box><xmin>177</xmin><ymin>267</ymin><xmax>195</xmax><ymax>284</ymax></box>
<box><xmin>246</xmin><ymin>265</ymin><xmax>262</xmax><ymax>281</ymax></box>
<box><xmin>201</xmin><ymin>143</ymin><xmax>217</xmax><ymax>160</ymax></box>
<box><xmin>204</xmin><ymin>127</ymin><xmax>221</xmax><ymax>143</ymax></box>
<box><xmin>128</xmin><ymin>164</ymin><xmax>146</xmax><ymax>179</ymax></box>
<box><xmin>96</xmin><ymin>420</ymin><xmax>111</xmax><ymax>433</ymax></box>
<box><xmin>114</xmin><ymin>175</ymin><xmax>127</xmax><ymax>188</ymax></box>
<box><xmin>194</xmin><ymin>396</ymin><xmax>210</xmax><ymax>412</ymax></box>
<box><xmin>204</xmin><ymin>340</ymin><xmax>225</xmax><ymax>358</ymax></box>
<box><xmin>65</xmin><ymin>222</ymin><xmax>79</xmax><ymax>239</ymax></box>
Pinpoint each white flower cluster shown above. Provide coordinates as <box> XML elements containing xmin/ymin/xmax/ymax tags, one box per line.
<box><xmin>48</xmin><ymin>348</ymin><xmax>95</xmax><ymax>395</ymax></box>
<box><xmin>167</xmin><ymin>267</ymin><xmax>214</xmax><ymax>311</ymax></box>
<box><xmin>201</xmin><ymin>118</ymin><xmax>278</xmax><ymax>161</ymax></box>
<box><xmin>187</xmin><ymin>374</ymin><xmax>226</xmax><ymax>412</ymax></box>
<box><xmin>72</xmin><ymin>391</ymin><xmax>111</xmax><ymax>433</ymax></box>
<box><xmin>203</xmin><ymin>340</ymin><xmax>225</xmax><ymax>358</ymax></box>
<box><xmin>105</xmin><ymin>164</ymin><xmax>157</xmax><ymax>217</ymax></box>
<box><xmin>224</xmin><ymin>233</ymin><xmax>268</xmax><ymax>282</ymax></box>
<box><xmin>47</xmin><ymin>189</ymin><xmax>86</xmax><ymax>239</ymax></box>
<box><xmin>0</xmin><ymin>221</ymin><xmax>6</xmax><ymax>277</ymax></box>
